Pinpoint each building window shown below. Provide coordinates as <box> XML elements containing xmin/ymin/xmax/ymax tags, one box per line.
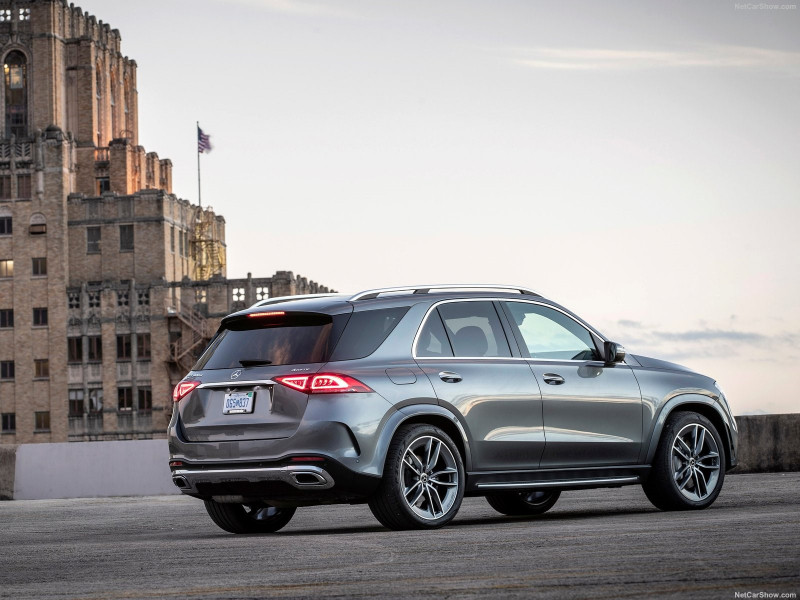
<box><xmin>68</xmin><ymin>337</ymin><xmax>82</xmax><ymax>363</ymax></box>
<box><xmin>117</xmin><ymin>334</ymin><xmax>132</xmax><ymax>360</ymax></box>
<box><xmin>33</xmin><ymin>307</ymin><xmax>48</xmax><ymax>326</ymax></box>
<box><xmin>117</xmin><ymin>290</ymin><xmax>129</xmax><ymax>307</ymax></box>
<box><xmin>87</xmin><ymin>226</ymin><xmax>101</xmax><ymax>253</ymax></box>
<box><xmin>4</xmin><ymin>51</ymin><xmax>28</xmax><ymax>138</ymax></box>
<box><xmin>138</xmin><ymin>388</ymin><xmax>152</xmax><ymax>412</ymax></box>
<box><xmin>87</xmin><ymin>290</ymin><xmax>100</xmax><ymax>309</ymax></box>
<box><xmin>0</xmin><ymin>10</ymin><xmax>10</xmax><ymax>22</ymax></box>
<box><xmin>96</xmin><ymin>177</ymin><xmax>111</xmax><ymax>195</ymax></box>
<box><xmin>178</xmin><ymin>228</ymin><xmax>184</xmax><ymax>257</ymax></box>
<box><xmin>137</xmin><ymin>289</ymin><xmax>149</xmax><ymax>306</ymax></box>
<box><xmin>0</xmin><ymin>308</ymin><xmax>12</xmax><ymax>328</ymax></box>
<box><xmin>0</xmin><ymin>360</ymin><xmax>13</xmax><ymax>379</ymax></box>
<box><xmin>137</xmin><ymin>333</ymin><xmax>151</xmax><ymax>359</ymax></box>
<box><xmin>34</xmin><ymin>411</ymin><xmax>50</xmax><ymax>431</ymax></box>
<box><xmin>16</xmin><ymin>174</ymin><xmax>31</xmax><ymax>198</ymax></box>
<box><xmin>96</xmin><ymin>63</ymin><xmax>103</xmax><ymax>144</ymax></box>
<box><xmin>69</xmin><ymin>389</ymin><xmax>85</xmax><ymax>416</ymax></box>
<box><xmin>0</xmin><ymin>259</ymin><xmax>12</xmax><ymax>277</ymax></box>
<box><xmin>34</xmin><ymin>359</ymin><xmax>49</xmax><ymax>378</ymax></box>
<box><xmin>32</xmin><ymin>257</ymin><xmax>47</xmax><ymax>276</ymax></box>
<box><xmin>88</xmin><ymin>388</ymin><xmax>103</xmax><ymax>413</ymax></box>
<box><xmin>1</xmin><ymin>412</ymin><xmax>14</xmax><ymax>433</ymax></box>
<box><xmin>0</xmin><ymin>176</ymin><xmax>9</xmax><ymax>199</ymax></box>
<box><xmin>18</xmin><ymin>7</ymin><xmax>30</xmax><ymax>21</ymax></box>
<box><xmin>87</xmin><ymin>336</ymin><xmax>102</xmax><ymax>362</ymax></box>
<box><xmin>68</xmin><ymin>292</ymin><xmax>81</xmax><ymax>310</ymax></box>
<box><xmin>170</xmin><ymin>226</ymin><xmax>175</xmax><ymax>253</ymax></box>
<box><xmin>0</xmin><ymin>215</ymin><xmax>10</xmax><ymax>235</ymax></box>
<box><xmin>232</xmin><ymin>288</ymin><xmax>245</xmax><ymax>303</ymax></box>
<box><xmin>195</xmin><ymin>288</ymin><xmax>207</xmax><ymax>304</ymax></box>
<box><xmin>29</xmin><ymin>212</ymin><xmax>46</xmax><ymax>235</ymax></box>
<box><xmin>256</xmin><ymin>286</ymin><xmax>269</xmax><ymax>301</ymax></box>
<box><xmin>120</xmin><ymin>224</ymin><xmax>134</xmax><ymax>251</ymax></box>
<box><xmin>118</xmin><ymin>387</ymin><xmax>133</xmax><ymax>411</ymax></box>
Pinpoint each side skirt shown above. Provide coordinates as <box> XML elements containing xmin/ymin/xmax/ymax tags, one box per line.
<box><xmin>465</xmin><ymin>464</ymin><xmax>651</xmax><ymax>496</ymax></box>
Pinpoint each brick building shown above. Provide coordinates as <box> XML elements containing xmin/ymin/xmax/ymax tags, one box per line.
<box><xmin>0</xmin><ymin>1</ymin><xmax>332</xmax><ymax>444</ymax></box>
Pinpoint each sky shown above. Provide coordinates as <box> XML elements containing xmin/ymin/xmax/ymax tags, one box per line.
<box><xmin>78</xmin><ymin>0</ymin><xmax>799</xmax><ymax>416</ymax></box>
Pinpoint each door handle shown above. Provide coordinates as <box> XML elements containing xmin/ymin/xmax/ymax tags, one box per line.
<box><xmin>438</xmin><ymin>371</ymin><xmax>462</xmax><ymax>383</ymax></box>
<box><xmin>543</xmin><ymin>373</ymin><xmax>565</xmax><ymax>385</ymax></box>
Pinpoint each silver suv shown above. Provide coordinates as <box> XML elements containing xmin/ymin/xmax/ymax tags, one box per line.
<box><xmin>168</xmin><ymin>285</ymin><xmax>737</xmax><ymax>533</ymax></box>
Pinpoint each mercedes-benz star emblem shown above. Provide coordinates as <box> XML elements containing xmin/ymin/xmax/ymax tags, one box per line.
<box><xmin>230</xmin><ymin>369</ymin><xmax>242</xmax><ymax>380</ymax></box>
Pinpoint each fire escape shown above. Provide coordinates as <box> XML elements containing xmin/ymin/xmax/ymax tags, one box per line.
<box><xmin>166</xmin><ymin>298</ymin><xmax>211</xmax><ymax>380</ymax></box>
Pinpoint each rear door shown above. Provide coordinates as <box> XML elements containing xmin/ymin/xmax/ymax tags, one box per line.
<box><xmin>501</xmin><ymin>301</ymin><xmax>643</xmax><ymax>467</ymax></box>
<box><xmin>414</xmin><ymin>300</ymin><xmax>545</xmax><ymax>471</ymax></box>
<box><xmin>179</xmin><ymin>311</ymin><xmax>349</xmax><ymax>442</ymax></box>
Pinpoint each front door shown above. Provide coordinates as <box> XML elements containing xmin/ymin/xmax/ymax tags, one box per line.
<box><xmin>501</xmin><ymin>301</ymin><xmax>643</xmax><ymax>468</ymax></box>
<box><xmin>414</xmin><ymin>300</ymin><xmax>545</xmax><ymax>471</ymax></box>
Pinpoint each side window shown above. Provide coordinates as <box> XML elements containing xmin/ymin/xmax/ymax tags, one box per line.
<box><xmin>437</xmin><ymin>301</ymin><xmax>511</xmax><ymax>358</ymax></box>
<box><xmin>330</xmin><ymin>307</ymin><xmax>409</xmax><ymax>361</ymax></box>
<box><xmin>415</xmin><ymin>309</ymin><xmax>453</xmax><ymax>357</ymax></box>
<box><xmin>505</xmin><ymin>302</ymin><xmax>598</xmax><ymax>361</ymax></box>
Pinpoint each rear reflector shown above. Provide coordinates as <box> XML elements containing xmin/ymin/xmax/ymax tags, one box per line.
<box><xmin>274</xmin><ymin>373</ymin><xmax>372</xmax><ymax>394</ymax></box>
<box><xmin>169</xmin><ymin>461</ymin><xmax>184</xmax><ymax>467</ymax></box>
<box><xmin>172</xmin><ymin>380</ymin><xmax>200</xmax><ymax>402</ymax></box>
<box><xmin>290</xmin><ymin>456</ymin><xmax>325</xmax><ymax>462</ymax></box>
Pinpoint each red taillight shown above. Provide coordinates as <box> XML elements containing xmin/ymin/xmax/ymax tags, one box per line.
<box><xmin>274</xmin><ymin>373</ymin><xmax>372</xmax><ymax>394</ymax></box>
<box><xmin>248</xmin><ymin>311</ymin><xmax>285</xmax><ymax>318</ymax></box>
<box><xmin>172</xmin><ymin>380</ymin><xmax>200</xmax><ymax>402</ymax></box>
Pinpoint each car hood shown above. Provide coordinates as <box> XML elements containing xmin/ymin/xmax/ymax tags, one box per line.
<box><xmin>631</xmin><ymin>354</ymin><xmax>695</xmax><ymax>374</ymax></box>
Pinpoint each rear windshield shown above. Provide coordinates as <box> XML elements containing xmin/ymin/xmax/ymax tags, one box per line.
<box><xmin>194</xmin><ymin>313</ymin><xmax>347</xmax><ymax>370</ymax></box>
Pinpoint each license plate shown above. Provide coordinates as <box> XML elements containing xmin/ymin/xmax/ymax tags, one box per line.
<box><xmin>223</xmin><ymin>391</ymin><xmax>254</xmax><ymax>414</ymax></box>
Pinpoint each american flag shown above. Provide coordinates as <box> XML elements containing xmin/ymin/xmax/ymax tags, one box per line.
<box><xmin>197</xmin><ymin>126</ymin><xmax>212</xmax><ymax>153</ymax></box>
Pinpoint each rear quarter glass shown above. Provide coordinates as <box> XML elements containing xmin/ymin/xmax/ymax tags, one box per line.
<box><xmin>330</xmin><ymin>307</ymin><xmax>410</xmax><ymax>361</ymax></box>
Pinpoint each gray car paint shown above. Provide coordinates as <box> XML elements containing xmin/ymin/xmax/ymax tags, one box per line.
<box><xmin>168</xmin><ymin>290</ymin><xmax>737</xmax><ymax>500</ymax></box>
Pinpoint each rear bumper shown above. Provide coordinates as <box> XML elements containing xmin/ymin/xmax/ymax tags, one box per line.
<box><xmin>172</xmin><ymin>464</ymin><xmax>335</xmax><ymax>494</ymax></box>
<box><xmin>169</xmin><ymin>456</ymin><xmax>381</xmax><ymax>506</ymax></box>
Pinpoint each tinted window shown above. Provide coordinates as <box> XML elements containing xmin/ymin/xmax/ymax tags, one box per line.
<box><xmin>437</xmin><ymin>301</ymin><xmax>511</xmax><ymax>358</ymax></box>
<box><xmin>416</xmin><ymin>309</ymin><xmax>453</xmax><ymax>357</ymax></box>
<box><xmin>195</xmin><ymin>313</ymin><xmax>342</xmax><ymax>369</ymax></box>
<box><xmin>505</xmin><ymin>302</ymin><xmax>598</xmax><ymax>360</ymax></box>
<box><xmin>331</xmin><ymin>307</ymin><xmax>409</xmax><ymax>361</ymax></box>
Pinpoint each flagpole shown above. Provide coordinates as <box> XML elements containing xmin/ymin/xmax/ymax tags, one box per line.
<box><xmin>196</xmin><ymin>121</ymin><xmax>202</xmax><ymax>208</ymax></box>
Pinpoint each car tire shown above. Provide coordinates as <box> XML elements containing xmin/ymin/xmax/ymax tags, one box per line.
<box><xmin>485</xmin><ymin>490</ymin><xmax>561</xmax><ymax>516</ymax></box>
<box><xmin>203</xmin><ymin>500</ymin><xmax>296</xmax><ymax>534</ymax></box>
<box><xmin>368</xmin><ymin>423</ymin><xmax>465</xmax><ymax>530</ymax></box>
<box><xmin>643</xmin><ymin>411</ymin><xmax>726</xmax><ymax>511</ymax></box>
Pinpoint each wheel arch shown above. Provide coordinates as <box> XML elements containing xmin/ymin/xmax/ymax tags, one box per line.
<box><xmin>372</xmin><ymin>405</ymin><xmax>473</xmax><ymax>477</ymax></box>
<box><xmin>645</xmin><ymin>394</ymin><xmax>735</xmax><ymax>470</ymax></box>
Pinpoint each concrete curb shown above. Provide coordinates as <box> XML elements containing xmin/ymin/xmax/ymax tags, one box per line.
<box><xmin>734</xmin><ymin>414</ymin><xmax>800</xmax><ymax>473</ymax></box>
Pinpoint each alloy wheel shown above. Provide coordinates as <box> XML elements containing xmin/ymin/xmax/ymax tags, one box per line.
<box><xmin>400</xmin><ymin>435</ymin><xmax>459</xmax><ymax>520</ymax></box>
<box><xmin>670</xmin><ymin>423</ymin><xmax>721</xmax><ymax>501</ymax></box>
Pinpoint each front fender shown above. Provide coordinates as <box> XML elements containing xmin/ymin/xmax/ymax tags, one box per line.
<box><xmin>643</xmin><ymin>392</ymin><xmax>737</xmax><ymax>467</ymax></box>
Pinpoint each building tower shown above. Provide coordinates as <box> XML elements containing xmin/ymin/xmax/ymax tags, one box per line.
<box><xmin>0</xmin><ymin>1</ymin><xmax>332</xmax><ymax>444</ymax></box>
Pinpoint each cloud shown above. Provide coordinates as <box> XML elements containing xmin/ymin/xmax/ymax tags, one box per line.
<box><xmin>617</xmin><ymin>319</ymin><xmax>643</xmax><ymax>328</ymax></box>
<box><xmin>511</xmin><ymin>45</ymin><xmax>800</xmax><ymax>74</ymax></box>
<box><xmin>652</xmin><ymin>329</ymin><xmax>768</xmax><ymax>343</ymax></box>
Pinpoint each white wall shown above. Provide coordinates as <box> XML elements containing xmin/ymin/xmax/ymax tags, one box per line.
<box><xmin>14</xmin><ymin>439</ymin><xmax>180</xmax><ymax>500</ymax></box>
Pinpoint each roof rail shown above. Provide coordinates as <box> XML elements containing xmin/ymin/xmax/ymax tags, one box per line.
<box><xmin>249</xmin><ymin>293</ymin><xmax>341</xmax><ymax>308</ymax></box>
<box><xmin>349</xmin><ymin>284</ymin><xmax>539</xmax><ymax>302</ymax></box>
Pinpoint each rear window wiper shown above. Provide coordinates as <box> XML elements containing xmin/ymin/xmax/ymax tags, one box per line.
<box><xmin>238</xmin><ymin>359</ymin><xmax>273</xmax><ymax>367</ymax></box>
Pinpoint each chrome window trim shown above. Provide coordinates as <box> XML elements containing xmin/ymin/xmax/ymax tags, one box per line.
<box><xmin>411</xmin><ymin>298</ymin><xmax>607</xmax><ymax>362</ymax></box>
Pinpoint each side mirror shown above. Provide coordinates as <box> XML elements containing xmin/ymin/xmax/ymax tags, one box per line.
<box><xmin>604</xmin><ymin>341</ymin><xmax>626</xmax><ymax>364</ymax></box>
